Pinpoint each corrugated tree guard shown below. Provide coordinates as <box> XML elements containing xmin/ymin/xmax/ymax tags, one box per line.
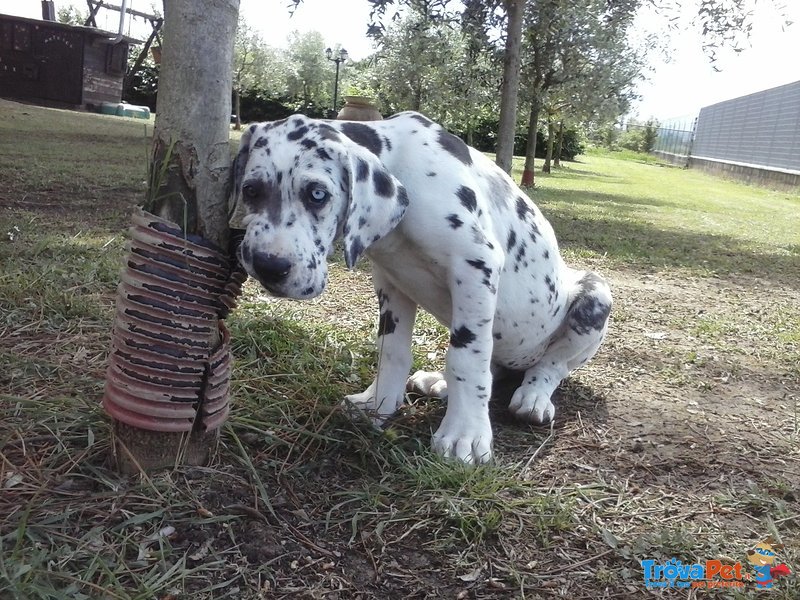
<box><xmin>103</xmin><ymin>209</ymin><xmax>244</xmax><ymax>433</ymax></box>
<box><xmin>103</xmin><ymin>0</ymin><xmax>241</xmax><ymax>474</ymax></box>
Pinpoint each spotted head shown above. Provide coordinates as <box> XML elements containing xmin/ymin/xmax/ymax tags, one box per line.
<box><xmin>229</xmin><ymin>115</ymin><xmax>408</xmax><ymax>299</ymax></box>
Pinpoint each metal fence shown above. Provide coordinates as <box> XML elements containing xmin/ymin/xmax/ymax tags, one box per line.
<box><xmin>651</xmin><ymin>116</ymin><xmax>697</xmax><ymax>164</ymax></box>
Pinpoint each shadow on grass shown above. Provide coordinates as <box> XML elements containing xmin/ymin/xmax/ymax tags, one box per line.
<box><xmin>538</xmin><ymin>188</ymin><xmax>800</xmax><ymax>288</ymax></box>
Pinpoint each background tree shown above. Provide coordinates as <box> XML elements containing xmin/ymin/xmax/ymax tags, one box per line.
<box><xmin>286</xmin><ymin>31</ymin><xmax>334</xmax><ymax>114</ymax></box>
<box><xmin>369</xmin><ymin>12</ymin><xmax>453</xmax><ymax>113</ymax></box>
<box><xmin>368</xmin><ymin>6</ymin><xmax>499</xmax><ymax>137</ymax></box>
<box><xmin>233</xmin><ymin>17</ymin><xmax>265</xmax><ymax>129</ymax></box>
<box><xmin>518</xmin><ymin>0</ymin><xmax>643</xmax><ymax>185</ymax></box>
<box><xmin>494</xmin><ymin>0</ymin><xmax>525</xmax><ymax>173</ymax></box>
<box><xmin>56</xmin><ymin>5</ymin><xmax>88</xmax><ymax>25</ymax></box>
<box><xmin>360</xmin><ymin>0</ymin><xmax>787</xmax><ymax>175</ymax></box>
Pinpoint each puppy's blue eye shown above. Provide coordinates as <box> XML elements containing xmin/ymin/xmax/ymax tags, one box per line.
<box><xmin>309</xmin><ymin>187</ymin><xmax>329</xmax><ymax>204</ymax></box>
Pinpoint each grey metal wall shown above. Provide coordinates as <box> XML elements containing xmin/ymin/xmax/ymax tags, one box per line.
<box><xmin>692</xmin><ymin>80</ymin><xmax>800</xmax><ymax>173</ymax></box>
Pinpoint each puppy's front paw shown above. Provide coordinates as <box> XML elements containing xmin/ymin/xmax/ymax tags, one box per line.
<box><xmin>431</xmin><ymin>417</ymin><xmax>493</xmax><ymax>464</ymax></box>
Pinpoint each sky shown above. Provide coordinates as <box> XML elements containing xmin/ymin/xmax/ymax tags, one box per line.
<box><xmin>3</xmin><ymin>0</ymin><xmax>799</xmax><ymax>122</ymax></box>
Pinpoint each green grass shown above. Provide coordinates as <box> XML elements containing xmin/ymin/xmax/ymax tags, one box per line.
<box><xmin>1</xmin><ymin>99</ymin><xmax>799</xmax><ymax>598</ymax></box>
<box><xmin>519</xmin><ymin>150</ymin><xmax>800</xmax><ymax>279</ymax></box>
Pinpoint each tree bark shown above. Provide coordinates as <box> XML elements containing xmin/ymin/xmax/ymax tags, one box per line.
<box><xmin>542</xmin><ymin>118</ymin><xmax>554</xmax><ymax>173</ymax></box>
<box><xmin>553</xmin><ymin>120</ymin><xmax>563</xmax><ymax>168</ymax></box>
<box><xmin>234</xmin><ymin>86</ymin><xmax>242</xmax><ymax>131</ymax></box>
<box><xmin>521</xmin><ymin>99</ymin><xmax>540</xmax><ymax>187</ymax></box>
<box><xmin>113</xmin><ymin>0</ymin><xmax>240</xmax><ymax>474</ymax></box>
<box><xmin>494</xmin><ymin>0</ymin><xmax>525</xmax><ymax>173</ymax></box>
<box><xmin>150</xmin><ymin>0</ymin><xmax>238</xmax><ymax>248</ymax></box>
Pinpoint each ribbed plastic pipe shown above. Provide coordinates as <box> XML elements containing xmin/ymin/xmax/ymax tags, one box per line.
<box><xmin>103</xmin><ymin>208</ymin><xmax>245</xmax><ymax>432</ymax></box>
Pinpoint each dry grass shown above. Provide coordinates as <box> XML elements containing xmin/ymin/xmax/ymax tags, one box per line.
<box><xmin>1</xmin><ymin>98</ymin><xmax>799</xmax><ymax>598</ymax></box>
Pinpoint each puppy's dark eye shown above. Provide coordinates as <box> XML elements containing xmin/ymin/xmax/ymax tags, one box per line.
<box><xmin>307</xmin><ymin>186</ymin><xmax>330</xmax><ymax>205</ymax></box>
<box><xmin>243</xmin><ymin>183</ymin><xmax>258</xmax><ymax>198</ymax></box>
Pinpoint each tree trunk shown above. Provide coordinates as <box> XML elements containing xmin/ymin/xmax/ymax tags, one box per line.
<box><xmin>554</xmin><ymin>120</ymin><xmax>564</xmax><ymax>168</ymax></box>
<box><xmin>234</xmin><ymin>86</ymin><xmax>242</xmax><ymax>131</ymax></box>
<box><xmin>494</xmin><ymin>0</ymin><xmax>525</xmax><ymax>173</ymax></box>
<box><xmin>542</xmin><ymin>118</ymin><xmax>554</xmax><ymax>173</ymax></box>
<box><xmin>412</xmin><ymin>80</ymin><xmax>422</xmax><ymax>112</ymax></box>
<box><xmin>110</xmin><ymin>0</ymin><xmax>240</xmax><ymax>474</ymax></box>
<box><xmin>520</xmin><ymin>100</ymin><xmax>540</xmax><ymax>187</ymax></box>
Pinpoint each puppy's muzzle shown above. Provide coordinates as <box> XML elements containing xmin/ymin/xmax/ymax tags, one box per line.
<box><xmin>251</xmin><ymin>252</ymin><xmax>292</xmax><ymax>285</ymax></box>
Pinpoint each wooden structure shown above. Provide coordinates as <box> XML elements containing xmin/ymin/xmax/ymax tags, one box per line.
<box><xmin>82</xmin><ymin>1</ymin><xmax>163</xmax><ymax>98</ymax></box>
<box><xmin>0</xmin><ymin>13</ymin><xmax>138</xmax><ymax>109</ymax></box>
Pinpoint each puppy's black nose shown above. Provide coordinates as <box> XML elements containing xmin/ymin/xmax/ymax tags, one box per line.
<box><xmin>251</xmin><ymin>252</ymin><xmax>292</xmax><ymax>284</ymax></box>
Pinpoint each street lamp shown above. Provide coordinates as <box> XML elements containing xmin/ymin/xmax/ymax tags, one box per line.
<box><xmin>325</xmin><ymin>47</ymin><xmax>348</xmax><ymax>118</ymax></box>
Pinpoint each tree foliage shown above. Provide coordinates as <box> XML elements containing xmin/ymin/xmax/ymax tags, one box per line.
<box><xmin>367</xmin><ymin>7</ymin><xmax>500</xmax><ymax>139</ymax></box>
<box><xmin>124</xmin><ymin>0</ymin><xmax>789</xmax><ymax>162</ymax></box>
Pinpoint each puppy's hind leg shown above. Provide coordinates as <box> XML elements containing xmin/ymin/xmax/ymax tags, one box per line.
<box><xmin>407</xmin><ymin>370</ymin><xmax>448</xmax><ymax>398</ymax></box>
<box><xmin>508</xmin><ymin>271</ymin><xmax>612</xmax><ymax>424</ymax></box>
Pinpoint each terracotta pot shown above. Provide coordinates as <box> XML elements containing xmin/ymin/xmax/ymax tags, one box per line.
<box><xmin>337</xmin><ymin>96</ymin><xmax>382</xmax><ymax>121</ymax></box>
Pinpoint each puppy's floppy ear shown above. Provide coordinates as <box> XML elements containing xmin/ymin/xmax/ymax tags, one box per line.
<box><xmin>228</xmin><ymin>123</ymin><xmax>257</xmax><ymax>229</ymax></box>
<box><xmin>342</xmin><ymin>145</ymin><xmax>409</xmax><ymax>269</ymax></box>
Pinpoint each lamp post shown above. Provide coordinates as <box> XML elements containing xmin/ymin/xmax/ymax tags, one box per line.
<box><xmin>325</xmin><ymin>47</ymin><xmax>348</xmax><ymax>118</ymax></box>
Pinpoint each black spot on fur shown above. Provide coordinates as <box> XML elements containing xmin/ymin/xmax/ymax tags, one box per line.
<box><xmin>377</xmin><ymin>289</ymin><xmax>389</xmax><ymax>308</ymax></box>
<box><xmin>426</xmin><ymin>171</ymin><xmax>437</xmax><ymax>177</ymax></box>
<box><xmin>373</xmin><ymin>169</ymin><xmax>395</xmax><ymax>197</ymax></box>
<box><xmin>253</xmin><ymin>137</ymin><xmax>268</xmax><ymax>149</ymax></box>
<box><xmin>437</xmin><ymin>129</ymin><xmax>472</xmax><ymax>165</ymax></box>
<box><xmin>457</xmin><ymin>186</ymin><xmax>477</xmax><ymax>212</ymax></box>
<box><xmin>383</xmin><ymin>136</ymin><xmax>393</xmax><ymax>151</ymax></box>
<box><xmin>450</xmin><ymin>325</ymin><xmax>477</xmax><ymax>348</ymax></box>
<box><xmin>300</xmin><ymin>138</ymin><xmax>317</xmax><ymax>150</ymax></box>
<box><xmin>545</xmin><ymin>275</ymin><xmax>556</xmax><ymax>293</ymax></box>
<box><xmin>341</xmin><ymin>122</ymin><xmax>383</xmax><ymax>155</ymax></box>
<box><xmin>346</xmin><ymin>236</ymin><xmax>364</xmax><ymax>268</ymax></box>
<box><xmin>397</xmin><ymin>185</ymin><xmax>410</xmax><ymax>207</ymax></box>
<box><xmin>410</xmin><ymin>113</ymin><xmax>434</xmax><ymax>127</ymax></box>
<box><xmin>316</xmin><ymin>147</ymin><xmax>332</xmax><ymax>161</ymax></box>
<box><xmin>507</xmin><ymin>230</ymin><xmax>517</xmax><ymax>251</ymax></box>
<box><xmin>543</xmin><ymin>249</ymin><xmax>550</xmax><ymax>259</ymax></box>
<box><xmin>288</xmin><ymin>125</ymin><xmax>309</xmax><ymax>141</ymax></box>
<box><xmin>318</xmin><ymin>124</ymin><xmax>342</xmax><ymax>142</ymax></box>
<box><xmin>378</xmin><ymin>310</ymin><xmax>398</xmax><ymax>336</ymax></box>
<box><xmin>447</xmin><ymin>214</ymin><xmax>464</xmax><ymax>229</ymax></box>
<box><xmin>514</xmin><ymin>242</ymin><xmax>527</xmax><ymax>263</ymax></box>
<box><xmin>356</xmin><ymin>158</ymin><xmax>369</xmax><ymax>182</ymax></box>
<box><xmin>569</xmin><ymin>283</ymin><xmax>611</xmax><ymax>335</ymax></box>
<box><xmin>466</xmin><ymin>258</ymin><xmax>492</xmax><ymax>280</ymax></box>
<box><xmin>516</xmin><ymin>196</ymin><xmax>532</xmax><ymax>220</ymax></box>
